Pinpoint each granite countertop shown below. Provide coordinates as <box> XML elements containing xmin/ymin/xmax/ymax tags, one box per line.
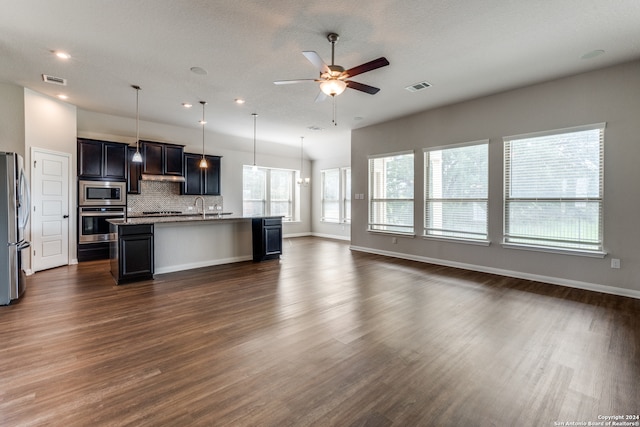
<box><xmin>108</xmin><ymin>214</ymin><xmax>280</xmax><ymax>225</ymax></box>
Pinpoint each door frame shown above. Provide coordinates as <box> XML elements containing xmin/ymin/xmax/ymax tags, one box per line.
<box><xmin>27</xmin><ymin>147</ymin><xmax>75</xmax><ymax>274</ymax></box>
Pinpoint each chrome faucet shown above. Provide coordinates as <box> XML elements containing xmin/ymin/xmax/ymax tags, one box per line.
<box><xmin>194</xmin><ymin>196</ymin><xmax>205</xmax><ymax>219</ymax></box>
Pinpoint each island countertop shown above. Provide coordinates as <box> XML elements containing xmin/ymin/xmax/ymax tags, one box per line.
<box><xmin>108</xmin><ymin>214</ymin><xmax>281</xmax><ymax>226</ymax></box>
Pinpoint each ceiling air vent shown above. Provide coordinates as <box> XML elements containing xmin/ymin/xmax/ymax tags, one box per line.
<box><xmin>405</xmin><ymin>81</ymin><xmax>431</xmax><ymax>93</ymax></box>
<box><xmin>42</xmin><ymin>74</ymin><xmax>67</xmax><ymax>86</ymax></box>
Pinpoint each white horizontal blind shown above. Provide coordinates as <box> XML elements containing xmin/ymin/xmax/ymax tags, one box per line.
<box><xmin>343</xmin><ymin>167</ymin><xmax>351</xmax><ymax>223</ymax></box>
<box><xmin>321</xmin><ymin>168</ymin><xmax>340</xmax><ymax>222</ymax></box>
<box><xmin>424</xmin><ymin>141</ymin><xmax>488</xmax><ymax>240</ymax></box>
<box><xmin>368</xmin><ymin>152</ymin><xmax>414</xmax><ymax>233</ymax></box>
<box><xmin>243</xmin><ymin>166</ymin><xmax>295</xmax><ymax>220</ymax></box>
<box><xmin>243</xmin><ymin>166</ymin><xmax>266</xmax><ymax>216</ymax></box>
<box><xmin>503</xmin><ymin>124</ymin><xmax>604</xmax><ymax>251</ymax></box>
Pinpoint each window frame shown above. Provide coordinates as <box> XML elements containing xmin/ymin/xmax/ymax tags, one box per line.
<box><xmin>320</xmin><ymin>167</ymin><xmax>351</xmax><ymax>224</ymax></box>
<box><xmin>423</xmin><ymin>140</ymin><xmax>489</xmax><ymax>244</ymax></box>
<box><xmin>368</xmin><ymin>151</ymin><xmax>415</xmax><ymax>235</ymax></box>
<box><xmin>502</xmin><ymin>123</ymin><xmax>606</xmax><ymax>257</ymax></box>
<box><xmin>242</xmin><ymin>165</ymin><xmax>297</xmax><ymax>221</ymax></box>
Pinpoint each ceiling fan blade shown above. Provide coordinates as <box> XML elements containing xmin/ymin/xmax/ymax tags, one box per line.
<box><xmin>302</xmin><ymin>51</ymin><xmax>330</xmax><ymax>74</ymax></box>
<box><xmin>314</xmin><ymin>91</ymin><xmax>327</xmax><ymax>103</ymax></box>
<box><xmin>273</xmin><ymin>79</ymin><xmax>318</xmax><ymax>85</ymax></box>
<box><xmin>346</xmin><ymin>81</ymin><xmax>381</xmax><ymax>95</ymax></box>
<box><xmin>344</xmin><ymin>57</ymin><xmax>390</xmax><ymax>78</ymax></box>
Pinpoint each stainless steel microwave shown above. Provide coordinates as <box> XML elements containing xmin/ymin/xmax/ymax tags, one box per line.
<box><xmin>78</xmin><ymin>180</ymin><xmax>126</xmax><ymax>206</ymax></box>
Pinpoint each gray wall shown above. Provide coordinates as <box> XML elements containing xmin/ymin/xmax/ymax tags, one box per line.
<box><xmin>351</xmin><ymin>60</ymin><xmax>640</xmax><ymax>297</ymax></box>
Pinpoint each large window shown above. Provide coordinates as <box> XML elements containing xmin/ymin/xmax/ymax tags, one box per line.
<box><xmin>424</xmin><ymin>141</ymin><xmax>488</xmax><ymax>241</ymax></box>
<box><xmin>503</xmin><ymin>123</ymin><xmax>605</xmax><ymax>252</ymax></box>
<box><xmin>368</xmin><ymin>152</ymin><xmax>414</xmax><ymax>234</ymax></box>
<box><xmin>243</xmin><ymin>166</ymin><xmax>296</xmax><ymax>220</ymax></box>
<box><xmin>321</xmin><ymin>167</ymin><xmax>351</xmax><ymax>223</ymax></box>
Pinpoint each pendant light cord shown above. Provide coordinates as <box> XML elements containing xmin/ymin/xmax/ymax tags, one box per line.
<box><xmin>252</xmin><ymin>113</ymin><xmax>258</xmax><ymax>166</ymax></box>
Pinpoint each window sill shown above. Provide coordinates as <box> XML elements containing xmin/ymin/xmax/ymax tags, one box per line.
<box><xmin>423</xmin><ymin>235</ymin><xmax>490</xmax><ymax>246</ymax></box>
<box><xmin>501</xmin><ymin>242</ymin><xmax>607</xmax><ymax>258</ymax></box>
<box><xmin>367</xmin><ymin>229</ymin><xmax>416</xmax><ymax>238</ymax></box>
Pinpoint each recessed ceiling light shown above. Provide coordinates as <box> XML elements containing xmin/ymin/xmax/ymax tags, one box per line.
<box><xmin>234</xmin><ymin>98</ymin><xmax>245</xmax><ymax>104</ymax></box>
<box><xmin>581</xmin><ymin>49</ymin><xmax>605</xmax><ymax>60</ymax></box>
<box><xmin>56</xmin><ymin>94</ymin><xmax>68</xmax><ymax>100</ymax></box>
<box><xmin>354</xmin><ymin>116</ymin><xmax>364</xmax><ymax>121</ymax></box>
<box><xmin>53</xmin><ymin>51</ymin><xmax>71</xmax><ymax>60</ymax></box>
<box><xmin>199</xmin><ymin>120</ymin><xmax>207</xmax><ymax>125</ymax></box>
<box><xmin>182</xmin><ymin>102</ymin><xmax>193</xmax><ymax>108</ymax></box>
<box><xmin>307</xmin><ymin>126</ymin><xmax>323</xmax><ymax>131</ymax></box>
<box><xmin>190</xmin><ymin>66</ymin><xmax>208</xmax><ymax>75</ymax></box>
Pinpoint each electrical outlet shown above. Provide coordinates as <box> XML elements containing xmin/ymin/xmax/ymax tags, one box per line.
<box><xmin>392</xmin><ymin>237</ymin><xmax>398</xmax><ymax>244</ymax></box>
<box><xmin>611</xmin><ymin>258</ymin><xmax>621</xmax><ymax>269</ymax></box>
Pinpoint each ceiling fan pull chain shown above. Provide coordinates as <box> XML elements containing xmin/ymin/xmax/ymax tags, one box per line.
<box><xmin>332</xmin><ymin>95</ymin><xmax>338</xmax><ymax>126</ymax></box>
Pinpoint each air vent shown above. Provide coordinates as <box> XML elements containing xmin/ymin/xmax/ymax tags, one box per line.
<box><xmin>405</xmin><ymin>81</ymin><xmax>431</xmax><ymax>92</ymax></box>
<box><xmin>42</xmin><ymin>74</ymin><xmax>67</xmax><ymax>86</ymax></box>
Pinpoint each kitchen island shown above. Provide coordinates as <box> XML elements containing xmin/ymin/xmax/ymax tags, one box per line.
<box><xmin>108</xmin><ymin>215</ymin><xmax>282</xmax><ymax>284</ymax></box>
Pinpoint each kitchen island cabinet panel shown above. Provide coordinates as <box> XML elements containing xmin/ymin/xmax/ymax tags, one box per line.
<box><xmin>110</xmin><ymin>224</ymin><xmax>154</xmax><ymax>284</ymax></box>
<box><xmin>252</xmin><ymin>217</ymin><xmax>282</xmax><ymax>261</ymax></box>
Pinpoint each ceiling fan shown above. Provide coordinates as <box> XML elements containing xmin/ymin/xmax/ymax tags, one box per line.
<box><xmin>274</xmin><ymin>33</ymin><xmax>390</xmax><ymax>102</ymax></box>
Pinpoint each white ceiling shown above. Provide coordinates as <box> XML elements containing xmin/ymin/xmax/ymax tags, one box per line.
<box><xmin>2</xmin><ymin>0</ymin><xmax>640</xmax><ymax>160</ymax></box>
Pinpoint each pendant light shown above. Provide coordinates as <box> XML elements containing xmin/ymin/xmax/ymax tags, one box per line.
<box><xmin>297</xmin><ymin>136</ymin><xmax>310</xmax><ymax>186</ymax></box>
<box><xmin>251</xmin><ymin>113</ymin><xmax>258</xmax><ymax>171</ymax></box>
<box><xmin>131</xmin><ymin>85</ymin><xmax>143</xmax><ymax>163</ymax></box>
<box><xmin>199</xmin><ymin>101</ymin><xmax>208</xmax><ymax>168</ymax></box>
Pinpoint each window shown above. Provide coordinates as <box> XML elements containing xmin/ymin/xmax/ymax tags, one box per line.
<box><xmin>368</xmin><ymin>152</ymin><xmax>414</xmax><ymax>234</ymax></box>
<box><xmin>424</xmin><ymin>141</ymin><xmax>488</xmax><ymax>241</ymax></box>
<box><xmin>321</xmin><ymin>167</ymin><xmax>351</xmax><ymax>223</ymax></box>
<box><xmin>243</xmin><ymin>166</ymin><xmax>296</xmax><ymax>220</ymax></box>
<box><xmin>503</xmin><ymin>123</ymin><xmax>605</xmax><ymax>252</ymax></box>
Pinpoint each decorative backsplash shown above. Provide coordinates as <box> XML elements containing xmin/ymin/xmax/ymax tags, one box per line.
<box><xmin>127</xmin><ymin>181</ymin><xmax>223</xmax><ymax>215</ymax></box>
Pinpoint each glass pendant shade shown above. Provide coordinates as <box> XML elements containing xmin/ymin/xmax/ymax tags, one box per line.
<box><xmin>320</xmin><ymin>79</ymin><xmax>346</xmax><ymax>96</ymax></box>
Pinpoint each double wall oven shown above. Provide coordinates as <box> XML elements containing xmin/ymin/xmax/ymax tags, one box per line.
<box><xmin>78</xmin><ymin>180</ymin><xmax>125</xmax><ymax>244</ymax></box>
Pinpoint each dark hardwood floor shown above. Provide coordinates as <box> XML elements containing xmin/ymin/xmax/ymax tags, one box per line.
<box><xmin>1</xmin><ymin>237</ymin><xmax>638</xmax><ymax>426</ymax></box>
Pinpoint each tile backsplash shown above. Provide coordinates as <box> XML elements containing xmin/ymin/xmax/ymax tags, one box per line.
<box><xmin>127</xmin><ymin>181</ymin><xmax>223</xmax><ymax>214</ymax></box>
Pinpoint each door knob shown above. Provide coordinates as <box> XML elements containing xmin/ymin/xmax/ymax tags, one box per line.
<box><xmin>63</xmin><ymin>215</ymin><xmax>69</xmax><ymax>219</ymax></box>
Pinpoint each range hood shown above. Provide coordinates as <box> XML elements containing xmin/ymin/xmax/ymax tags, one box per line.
<box><xmin>140</xmin><ymin>174</ymin><xmax>185</xmax><ymax>183</ymax></box>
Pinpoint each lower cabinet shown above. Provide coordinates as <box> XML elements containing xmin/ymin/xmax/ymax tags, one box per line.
<box><xmin>110</xmin><ymin>224</ymin><xmax>154</xmax><ymax>284</ymax></box>
<box><xmin>252</xmin><ymin>217</ymin><xmax>282</xmax><ymax>261</ymax></box>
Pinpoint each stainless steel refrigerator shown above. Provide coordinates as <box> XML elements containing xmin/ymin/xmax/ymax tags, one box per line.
<box><xmin>1</xmin><ymin>152</ymin><xmax>30</xmax><ymax>305</ymax></box>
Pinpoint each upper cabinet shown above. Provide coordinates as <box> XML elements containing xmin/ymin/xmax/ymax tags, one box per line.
<box><xmin>127</xmin><ymin>147</ymin><xmax>142</xmax><ymax>194</ymax></box>
<box><xmin>181</xmin><ymin>153</ymin><xmax>221</xmax><ymax>195</ymax></box>
<box><xmin>140</xmin><ymin>141</ymin><xmax>184</xmax><ymax>177</ymax></box>
<box><xmin>78</xmin><ymin>138</ymin><xmax>128</xmax><ymax>181</ymax></box>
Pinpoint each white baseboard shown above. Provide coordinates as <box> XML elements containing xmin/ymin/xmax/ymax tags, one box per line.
<box><xmin>283</xmin><ymin>232</ymin><xmax>313</xmax><ymax>239</ymax></box>
<box><xmin>311</xmin><ymin>232</ymin><xmax>350</xmax><ymax>241</ymax></box>
<box><xmin>349</xmin><ymin>245</ymin><xmax>640</xmax><ymax>300</ymax></box>
<box><xmin>155</xmin><ymin>255</ymin><xmax>253</xmax><ymax>275</ymax></box>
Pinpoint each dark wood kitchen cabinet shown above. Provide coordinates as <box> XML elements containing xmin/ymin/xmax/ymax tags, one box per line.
<box><xmin>181</xmin><ymin>153</ymin><xmax>221</xmax><ymax>195</ymax></box>
<box><xmin>127</xmin><ymin>147</ymin><xmax>142</xmax><ymax>194</ymax></box>
<box><xmin>110</xmin><ymin>223</ymin><xmax>154</xmax><ymax>284</ymax></box>
<box><xmin>252</xmin><ymin>217</ymin><xmax>282</xmax><ymax>261</ymax></box>
<box><xmin>140</xmin><ymin>141</ymin><xmax>184</xmax><ymax>177</ymax></box>
<box><xmin>78</xmin><ymin>138</ymin><xmax>127</xmax><ymax>181</ymax></box>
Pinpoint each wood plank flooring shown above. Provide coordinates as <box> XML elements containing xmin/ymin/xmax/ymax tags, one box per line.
<box><xmin>1</xmin><ymin>237</ymin><xmax>639</xmax><ymax>426</ymax></box>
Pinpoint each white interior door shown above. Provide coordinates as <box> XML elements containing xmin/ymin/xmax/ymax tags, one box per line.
<box><xmin>32</xmin><ymin>149</ymin><xmax>70</xmax><ymax>272</ymax></box>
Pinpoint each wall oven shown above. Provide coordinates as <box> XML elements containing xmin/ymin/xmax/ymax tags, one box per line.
<box><xmin>79</xmin><ymin>180</ymin><xmax>126</xmax><ymax>206</ymax></box>
<box><xmin>78</xmin><ymin>206</ymin><xmax>125</xmax><ymax>243</ymax></box>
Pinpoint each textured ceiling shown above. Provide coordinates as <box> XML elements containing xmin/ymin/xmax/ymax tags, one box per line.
<box><xmin>1</xmin><ymin>0</ymin><xmax>640</xmax><ymax>159</ymax></box>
